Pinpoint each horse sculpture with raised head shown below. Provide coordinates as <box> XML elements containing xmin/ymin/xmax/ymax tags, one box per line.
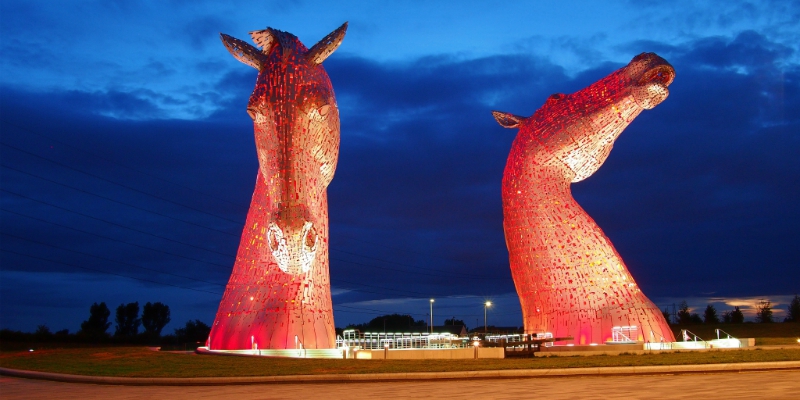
<box><xmin>493</xmin><ymin>53</ymin><xmax>676</xmax><ymax>345</ymax></box>
<box><xmin>208</xmin><ymin>23</ymin><xmax>347</xmax><ymax>350</ymax></box>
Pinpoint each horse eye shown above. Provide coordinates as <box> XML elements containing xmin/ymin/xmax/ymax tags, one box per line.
<box><xmin>318</xmin><ymin>104</ymin><xmax>330</xmax><ymax>117</ymax></box>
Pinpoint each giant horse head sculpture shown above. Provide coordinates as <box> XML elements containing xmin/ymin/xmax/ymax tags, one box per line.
<box><xmin>494</xmin><ymin>53</ymin><xmax>677</xmax><ymax>345</ymax></box>
<box><xmin>208</xmin><ymin>23</ymin><xmax>346</xmax><ymax>350</ymax></box>
<box><xmin>494</xmin><ymin>52</ymin><xmax>674</xmax><ymax>183</ymax></box>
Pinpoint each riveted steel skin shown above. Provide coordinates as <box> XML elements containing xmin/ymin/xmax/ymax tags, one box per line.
<box><xmin>209</xmin><ymin>23</ymin><xmax>346</xmax><ymax>350</ymax></box>
<box><xmin>494</xmin><ymin>53</ymin><xmax>676</xmax><ymax>345</ymax></box>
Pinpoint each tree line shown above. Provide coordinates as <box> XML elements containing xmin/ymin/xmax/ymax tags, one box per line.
<box><xmin>663</xmin><ymin>295</ymin><xmax>800</xmax><ymax>325</ymax></box>
<box><xmin>1</xmin><ymin>301</ymin><xmax>211</xmax><ymax>347</ymax></box>
<box><xmin>343</xmin><ymin>314</ymin><xmax>473</xmax><ymax>333</ymax></box>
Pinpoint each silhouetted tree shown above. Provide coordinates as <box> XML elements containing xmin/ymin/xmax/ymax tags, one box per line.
<box><xmin>730</xmin><ymin>306</ymin><xmax>744</xmax><ymax>323</ymax></box>
<box><xmin>662</xmin><ymin>308</ymin><xmax>672</xmax><ymax>324</ymax></box>
<box><xmin>174</xmin><ymin>320</ymin><xmax>210</xmax><ymax>344</ymax></box>
<box><xmin>114</xmin><ymin>302</ymin><xmax>141</xmax><ymax>337</ymax></box>
<box><xmin>79</xmin><ymin>302</ymin><xmax>111</xmax><ymax>338</ymax></box>
<box><xmin>34</xmin><ymin>325</ymin><xmax>52</xmax><ymax>341</ymax></box>
<box><xmin>786</xmin><ymin>295</ymin><xmax>800</xmax><ymax>322</ymax></box>
<box><xmin>755</xmin><ymin>300</ymin><xmax>773</xmax><ymax>323</ymax></box>
<box><xmin>677</xmin><ymin>301</ymin><xmax>693</xmax><ymax>325</ymax></box>
<box><xmin>141</xmin><ymin>302</ymin><xmax>171</xmax><ymax>336</ymax></box>
<box><xmin>703</xmin><ymin>304</ymin><xmax>719</xmax><ymax>324</ymax></box>
<box><xmin>346</xmin><ymin>314</ymin><xmax>427</xmax><ymax>332</ymax></box>
<box><xmin>444</xmin><ymin>318</ymin><xmax>467</xmax><ymax>328</ymax></box>
<box><xmin>722</xmin><ymin>311</ymin><xmax>732</xmax><ymax>323</ymax></box>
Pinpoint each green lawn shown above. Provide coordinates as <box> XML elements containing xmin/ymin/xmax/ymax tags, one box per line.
<box><xmin>1</xmin><ymin>347</ymin><xmax>799</xmax><ymax>378</ymax></box>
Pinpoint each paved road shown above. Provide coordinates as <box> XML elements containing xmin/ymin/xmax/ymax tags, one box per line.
<box><xmin>2</xmin><ymin>370</ymin><xmax>799</xmax><ymax>399</ymax></box>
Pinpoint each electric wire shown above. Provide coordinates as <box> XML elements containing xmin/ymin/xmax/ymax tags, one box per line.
<box><xmin>0</xmin><ymin>248</ymin><xmax>223</xmax><ymax>296</ymax></box>
<box><xmin>331</xmin><ymin>247</ymin><xmax>498</xmax><ymax>279</ymax></box>
<box><xmin>0</xmin><ymin>119</ymin><xmax>242</xmax><ymax>207</ymax></box>
<box><xmin>3</xmin><ymin>161</ymin><xmax>505</xmax><ymax>281</ymax></box>
<box><xmin>1</xmin><ymin>145</ymin><xmax>507</xmax><ymax>281</ymax></box>
<box><xmin>2</xmin><ymin>180</ymin><xmax>506</xmax><ymax>283</ymax></box>
<box><xmin>1</xmin><ymin>130</ymin><xmax>505</xmax><ymax>280</ymax></box>
<box><xmin>0</xmin><ymin>141</ymin><xmax>243</xmax><ymax>225</ymax></box>
<box><xmin>1</xmin><ymin>120</ymin><xmax>520</xmax><ymax>322</ymax></box>
<box><xmin>1</xmin><ymin>231</ymin><xmax>225</xmax><ymax>287</ymax></box>
<box><xmin>1</xmin><ymin>207</ymin><xmax>232</xmax><ymax>269</ymax></box>
<box><xmin>1</xmin><ymin>188</ymin><xmax>235</xmax><ymax>258</ymax></box>
<box><xmin>1</xmin><ymin>163</ymin><xmax>241</xmax><ymax>237</ymax></box>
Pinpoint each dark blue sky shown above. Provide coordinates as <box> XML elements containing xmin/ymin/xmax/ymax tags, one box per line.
<box><xmin>1</xmin><ymin>1</ymin><xmax>798</xmax><ymax>334</ymax></box>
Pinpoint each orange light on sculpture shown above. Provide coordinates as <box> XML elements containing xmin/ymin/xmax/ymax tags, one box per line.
<box><xmin>208</xmin><ymin>23</ymin><xmax>347</xmax><ymax>350</ymax></box>
<box><xmin>493</xmin><ymin>53</ymin><xmax>676</xmax><ymax>345</ymax></box>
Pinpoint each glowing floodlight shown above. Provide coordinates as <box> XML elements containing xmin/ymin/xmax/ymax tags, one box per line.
<box><xmin>493</xmin><ymin>53</ymin><xmax>676</xmax><ymax>345</ymax></box>
<box><xmin>207</xmin><ymin>23</ymin><xmax>347</xmax><ymax>350</ymax></box>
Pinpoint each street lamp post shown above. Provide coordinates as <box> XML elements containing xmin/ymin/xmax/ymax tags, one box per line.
<box><xmin>430</xmin><ymin>299</ymin><xmax>434</xmax><ymax>334</ymax></box>
<box><xmin>484</xmin><ymin>301</ymin><xmax>492</xmax><ymax>333</ymax></box>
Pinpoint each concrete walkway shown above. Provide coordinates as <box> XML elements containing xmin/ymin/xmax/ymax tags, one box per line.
<box><xmin>2</xmin><ymin>361</ymin><xmax>800</xmax><ymax>386</ymax></box>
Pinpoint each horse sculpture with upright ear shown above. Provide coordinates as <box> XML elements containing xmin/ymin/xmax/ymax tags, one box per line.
<box><xmin>208</xmin><ymin>23</ymin><xmax>346</xmax><ymax>350</ymax></box>
<box><xmin>495</xmin><ymin>53</ymin><xmax>676</xmax><ymax>345</ymax></box>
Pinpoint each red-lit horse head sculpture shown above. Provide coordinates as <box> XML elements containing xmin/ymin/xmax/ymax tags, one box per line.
<box><xmin>208</xmin><ymin>23</ymin><xmax>346</xmax><ymax>350</ymax></box>
<box><xmin>494</xmin><ymin>53</ymin><xmax>676</xmax><ymax>345</ymax></box>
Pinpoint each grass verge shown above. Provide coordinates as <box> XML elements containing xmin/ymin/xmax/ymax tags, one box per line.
<box><xmin>1</xmin><ymin>347</ymin><xmax>799</xmax><ymax>378</ymax></box>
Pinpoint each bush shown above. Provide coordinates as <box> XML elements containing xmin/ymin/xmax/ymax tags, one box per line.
<box><xmin>174</xmin><ymin>320</ymin><xmax>211</xmax><ymax>346</ymax></box>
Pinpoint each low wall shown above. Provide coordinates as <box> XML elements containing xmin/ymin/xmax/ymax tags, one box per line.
<box><xmin>356</xmin><ymin>347</ymin><xmax>504</xmax><ymax>360</ymax></box>
<box><xmin>534</xmin><ymin>338</ymin><xmax>756</xmax><ymax>357</ymax></box>
<box><xmin>197</xmin><ymin>347</ymin><xmax>345</xmax><ymax>359</ymax></box>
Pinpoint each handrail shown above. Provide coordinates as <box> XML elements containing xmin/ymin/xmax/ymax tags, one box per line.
<box><xmin>715</xmin><ymin>328</ymin><xmax>737</xmax><ymax>340</ymax></box>
<box><xmin>681</xmin><ymin>329</ymin><xmax>710</xmax><ymax>348</ymax></box>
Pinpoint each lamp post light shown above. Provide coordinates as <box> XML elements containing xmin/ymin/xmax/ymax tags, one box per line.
<box><xmin>430</xmin><ymin>299</ymin><xmax>434</xmax><ymax>334</ymax></box>
<box><xmin>484</xmin><ymin>301</ymin><xmax>492</xmax><ymax>333</ymax></box>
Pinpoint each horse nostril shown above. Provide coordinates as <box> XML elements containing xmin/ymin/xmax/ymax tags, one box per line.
<box><xmin>267</xmin><ymin>227</ymin><xmax>280</xmax><ymax>251</ymax></box>
<box><xmin>247</xmin><ymin>107</ymin><xmax>258</xmax><ymax>120</ymax></box>
<box><xmin>304</xmin><ymin>225</ymin><xmax>317</xmax><ymax>251</ymax></box>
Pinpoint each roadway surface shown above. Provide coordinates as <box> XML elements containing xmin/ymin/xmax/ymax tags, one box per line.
<box><xmin>2</xmin><ymin>370</ymin><xmax>799</xmax><ymax>399</ymax></box>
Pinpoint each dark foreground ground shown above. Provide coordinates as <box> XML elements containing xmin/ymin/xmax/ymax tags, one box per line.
<box><xmin>2</xmin><ymin>369</ymin><xmax>799</xmax><ymax>399</ymax></box>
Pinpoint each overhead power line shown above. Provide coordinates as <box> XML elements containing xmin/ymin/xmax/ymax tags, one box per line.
<box><xmin>1</xmin><ymin>119</ymin><xmax>512</xmax><ymax>285</ymax></box>
<box><xmin>1</xmin><ymin>188</ymin><xmax>235</xmax><ymax>258</ymax></box>
<box><xmin>1</xmin><ymin>207</ymin><xmax>232</xmax><ymax>269</ymax></box>
<box><xmin>0</xmin><ymin>119</ymin><xmax>243</xmax><ymax>207</ymax></box>
<box><xmin>0</xmin><ymin>248</ymin><xmax>223</xmax><ymax>296</ymax></box>
<box><xmin>1</xmin><ymin>231</ymin><xmax>225</xmax><ymax>287</ymax></box>
<box><xmin>1</xmin><ymin>141</ymin><xmax>244</xmax><ymax>225</ymax></box>
<box><xmin>1</xmin><ymin>163</ymin><xmax>241</xmax><ymax>237</ymax></box>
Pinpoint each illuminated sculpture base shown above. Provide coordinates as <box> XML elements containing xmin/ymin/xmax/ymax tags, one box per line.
<box><xmin>197</xmin><ymin>346</ymin><xmax>345</xmax><ymax>359</ymax></box>
<box><xmin>196</xmin><ymin>346</ymin><xmax>507</xmax><ymax>359</ymax></box>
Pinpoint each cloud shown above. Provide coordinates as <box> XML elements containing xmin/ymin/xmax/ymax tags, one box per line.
<box><xmin>681</xmin><ymin>30</ymin><xmax>794</xmax><ymax>73</ymax></box>
<box><xmin>1</xmin><ymin>27</ymin><xmax>798</xmax><ymax>333</ymax></box>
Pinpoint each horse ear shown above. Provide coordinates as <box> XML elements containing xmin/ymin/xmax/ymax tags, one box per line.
<box><xmin>306</xmin><ymin>22</ymin><xmax>348</xmax><ymax>65</ymax></box>
<box><xmin>492</xmin><ymin>111</ymin><xmax>524</xmax><ymax>129</ymax></box>
<box><xmin>220</xmin><ymin>33</ymin><xmax>266</xmax><ymax>70</ymax></box>
<box><xmin>249</xmin><ymin>29</ymin><xmax>274</xmax><ymax>52</ymax></box>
